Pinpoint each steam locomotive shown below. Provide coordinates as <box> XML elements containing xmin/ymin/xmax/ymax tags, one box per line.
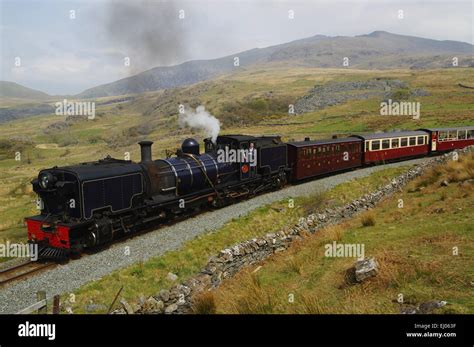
<box><xmin>26</xmin><ymin>126</ymin><xmax>474</xmax><ymax>259</ymax></box>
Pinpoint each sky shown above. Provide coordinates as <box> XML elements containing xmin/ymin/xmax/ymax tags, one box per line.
<box><xmin>0</xmin><ymin>0</ymin><xmax>473</xmax><ymax>95</ymax></box>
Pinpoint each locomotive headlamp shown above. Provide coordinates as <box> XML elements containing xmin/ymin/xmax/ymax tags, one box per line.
<box><xmin>39</xmin><ymin>172</ymin><xmax>54</xmax><ymax>189</ymax></box>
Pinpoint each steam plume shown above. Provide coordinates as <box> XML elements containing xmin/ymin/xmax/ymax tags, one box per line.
<box><xmin>179</xmin><ymin>106</ymin><xmax>221</xmax><ymax>143</ymax></box>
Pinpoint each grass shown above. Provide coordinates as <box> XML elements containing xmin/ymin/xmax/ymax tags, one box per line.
<box><xmin>191</xmin><ymin>291</ymin><xmax>217</xmax><ymax>314</ymax></box>
<box><xmin>210</xmin><ymin>153</ymin><xmax>474</xmax><ymax>314</ymax></box>
<box><xmin>63</xmin><ymin>165</ymin><xmax>410</xmax><ymax>313</ymax></box>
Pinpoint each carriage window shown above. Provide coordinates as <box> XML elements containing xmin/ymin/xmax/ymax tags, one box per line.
<box><xmin>400</xmin><ymin>138</ymin><xmax>408</xmax><ymax>147</ymax></box>
<box><xmin>391</xmin><ymin>138</ymin><xmax>399</xmax><ymax>148</ymax></box>
<box><xmin>468</xmin><ymin>130</ymin><xmax>474</xmax><ymax>139</ymax></box>
<box><xmin>417</xmin><ymin>136</ymin><xmax>424</xmax><ymax>145</ymax></box>
<box><xmin>365</xmin><ymin>141</ymin><xmax>369</xmax><ymax>151</ymax></box>
<box><xmin>382</xmin><ymin>139</ymin><xmax>390</xmax><ymax>149</ymax></box>
<box><xmin>458</xmin><ymin>130</ymin><xmax>466</xmax><ymax>140</ymax></box>
<box><xmin>409</xmin><ymin>137</ymin><xmax>416</xmax><ymax>146</ymax></box>
<box><xmin>447</xmin><ymin>131</ymin><xmax>457</xmax><ymax>140</ymax></box>
<box><xmin>371</xmin><ymin>140</ymin><xmax>380</xmax><ymax>151</ymax></box>
<box><xmin>438</xmin><ymin>131</ymin><xmax>447</xmax><ymax>141</ymax></box>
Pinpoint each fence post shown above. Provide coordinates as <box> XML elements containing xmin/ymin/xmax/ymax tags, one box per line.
<box><xmin>53</xmin><ymin>295</ymin><xmax>60</xmax><ymax>314</ymax></box>
<box><xmin>37</xmin><ymin>291</ymin><xmax>47</xmax><ymax>314</ymax></box>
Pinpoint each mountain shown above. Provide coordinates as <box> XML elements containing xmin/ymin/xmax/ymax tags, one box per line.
<box><xmin>77</xmin><ymin>31</ymin><xmax>474</xmax><ymax>98</ymax></box>
<box><xmin>0</xmin><ymin>81</ymin><xmax>51</xmax><ymax>100</ymax></box>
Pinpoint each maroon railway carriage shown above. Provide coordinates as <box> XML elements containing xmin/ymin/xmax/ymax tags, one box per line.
<box><xmin>353</xmin><ymin>131</ymin><xmax>429</xmax><ymax>164</ymax></box>
<box><xmin>287</xmin><ymin>137</ymin><xmax>363</xmax><ymax>181</ymax></box>
<box><xmin>419</xmin><ymin>126</ymin><xmax>474</xmax><ymax>153</ymax></box>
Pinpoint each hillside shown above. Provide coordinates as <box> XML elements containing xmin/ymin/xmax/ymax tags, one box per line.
<box><xmin>77</xmin><ymin>31</ymin><xmax>474</xmax><ymax>98</ymax></box>
<box><xmin>0</xmin><ymin>81</ymin><xmax>50</xmax><ymax>100</ymax></box>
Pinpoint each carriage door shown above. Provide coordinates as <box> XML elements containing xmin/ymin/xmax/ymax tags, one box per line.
<box><xmin>431</xmin><ymin>132</ymin><xmax>437</xmax><ymax>151</ymax></box>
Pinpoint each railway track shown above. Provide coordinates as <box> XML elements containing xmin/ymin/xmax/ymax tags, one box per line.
<box><xmin>0</xmin><ymin>261</ymin><xmax>56</xmax><ymax>287</ymax></box>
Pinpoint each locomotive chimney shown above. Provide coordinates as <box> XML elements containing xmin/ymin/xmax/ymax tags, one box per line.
<box><xmin>138</xmin><ymin>141</ymin><xmax>153</xmax><ymax>162</ymax></box>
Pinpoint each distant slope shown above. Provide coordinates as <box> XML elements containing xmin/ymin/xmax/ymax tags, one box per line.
<box><xmin>0</xmin><ymin>81</ymin><xmax>50</xmax><ymax>100</ymax></box>
<box><xmin>77</xmin><ymin>31</ymin><xmax>474</xmax><ymax>98</ymax></box>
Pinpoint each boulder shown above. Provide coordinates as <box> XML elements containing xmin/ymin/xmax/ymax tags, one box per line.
<box><xmin>354</xmin><ymin>257</ymin><xmax>379</xmax><ymax>282</ymax></box>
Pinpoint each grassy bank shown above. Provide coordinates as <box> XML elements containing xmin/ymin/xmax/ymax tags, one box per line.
<box><xmin>210</xmin><ymin>153</ymin><xmax>474</xmax><ymax>314</ymax></box>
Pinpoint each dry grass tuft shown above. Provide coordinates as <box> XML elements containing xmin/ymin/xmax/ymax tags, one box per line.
<box><xmin>361</xmin><ymin>211</ymin><xmax>376</xmax><ymax>227</ymax></box>
<box><xmin>286</xmin><ymin>256</ymin><xmax>304</xmax><ymax>275</ymax></box>
<box><xmin>300</xmin><ymin>294</ymin><xmax>327</xmax><ymax>314</ymax></box>
<box><xmin>191</xmin><ymin>291</ymin><xmax>216</xmax><ymax>314</ymax></box>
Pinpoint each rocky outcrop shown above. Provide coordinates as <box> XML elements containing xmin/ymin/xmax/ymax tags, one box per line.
<box><xmin>112</xmin><ymin>147</ymin><xmax>471</xmax><ymax>314</ymax></box>
<box><xmin>294</xmin><ymin>79</ymin><xmax>429</xmax><ymax>114</ymax></box>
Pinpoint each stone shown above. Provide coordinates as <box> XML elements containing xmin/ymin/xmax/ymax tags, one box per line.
<box><xmin>219</xmin><ymin>249</ymin><xmax>233</xmax><ymax>262</ymax></box>
<box><xmin>440</xmin><ymin>180</ymin><xmax>449</xmax><ymax>187</ymax></box>
<box><xmin>120</xmin><ymin>299</ymin><xmax>135</xmax><ymax>314</ymax></box>
<box><xmin>400</xmin><ymin>305</ymin><xmax>418</xmax><ymax>314</ymax></box>
<box><xmin>178</xmin><ymin>284</ymin><xmax>191</xmax><ymax>296</ymax></box>
<box><xmin>143</xmin><ymin>297</ymin><xmax>164</xmax><ymax>313</ymax></box>
<box><xmin>166</xmin><ymin>272</ymin><xmax>178</xmax><ymax>282</ymax></box>
<box><xmin>164</xmin><ymin>303</ymin><xmax>178</xmax><ymax>314</ymax></box>
<box><xmin>159</xmin><ymin>289</ymin><xmax>170</xmax><ymax>302</ymax></box>
<box><xmin>418</xmin><ymin>300</ymin><xmax>447</xmax><ymax>314</ymax></box>
<box><xmin>354</xmin><ymin>257</ymin><xmax>379</xmax><ymax>282</ymax></box>
<box><xmin>84</xmin><ymin>303</ymin><xmax>107</xmax><ymax>313</ymax></box>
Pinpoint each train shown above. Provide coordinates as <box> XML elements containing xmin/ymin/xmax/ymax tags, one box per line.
<box><xmin>26</xmin><ymin>126</ymin><xmax>474</xmax><ymax>259</ymax></box>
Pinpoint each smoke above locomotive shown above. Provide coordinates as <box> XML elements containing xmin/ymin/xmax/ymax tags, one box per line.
<box><xmin>179</xmin><ymin>106</ymin><xmax>221</xmax><ymax>143</ymax></box>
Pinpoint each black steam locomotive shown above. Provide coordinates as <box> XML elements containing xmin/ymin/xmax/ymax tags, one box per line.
<box><xmin>26</xmin><ymin>135</ymin><xmax>288</xmax><ymax>258</ymax></box>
